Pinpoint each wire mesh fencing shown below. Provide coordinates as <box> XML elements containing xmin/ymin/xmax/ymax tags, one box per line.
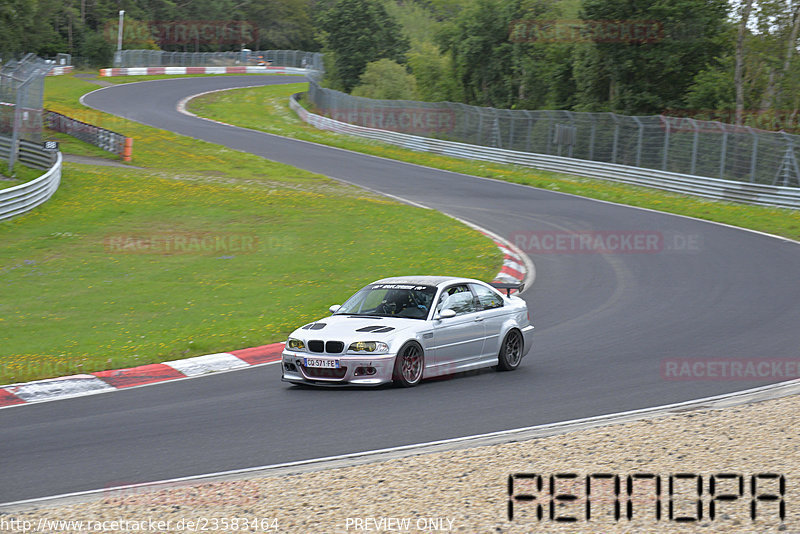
<box><xmin>306</xmin><ymin>80</ymin><xmax>800</xmax><ymax>188</ymax></box>
<box><xmin>0</xmin><ymin>53</ymin><xmax>52</xmax><ymax>172</ymax></box>
<box><xmin>111</xmin><ymin>48</ymin><xmax>800</xmax><ymax>188</ymax></box>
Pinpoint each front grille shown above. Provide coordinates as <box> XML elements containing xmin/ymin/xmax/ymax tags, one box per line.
<box><xmin>303</xmin><ymin>366</ymin><xmax>348</xmax><ymax>379</ymax></box>
<box><xmin>308</xmin><ymin>340</ymin><xmax>344</xmax><ymax>353</ymax></box>
<box><xmin>325</xmin><ymin>341</ymin><xmax>344</xmax><ymax>354</ymax></box>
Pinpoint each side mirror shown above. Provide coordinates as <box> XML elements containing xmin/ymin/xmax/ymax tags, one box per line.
<box><xmin>438</xmin><ymin>309</ymin><xmax>456</xmax><ymax>319</ymax></box>
<box><xmin>329</xmin><ymin>304</ymin><xmax>341</xmax><ymax>314</ymax></box>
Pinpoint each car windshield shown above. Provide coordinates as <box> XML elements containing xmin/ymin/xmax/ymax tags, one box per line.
<box><xmin>336</xmin><ymin>283</ymin><xmax>437</xmax><ymax>319</ymax></box>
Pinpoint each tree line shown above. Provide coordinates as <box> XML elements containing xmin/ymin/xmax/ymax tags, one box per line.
<box><xmin>3</xmin><ymin>0</ymin><xmax>799</xmax><ymax>128</ymax></box>
<box><xmin>0</xmin><ymin>0</ymin><xmax>316</xmax><ymax>67</ymax></box>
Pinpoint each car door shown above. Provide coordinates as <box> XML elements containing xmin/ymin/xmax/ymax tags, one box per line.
<box><xmin>470</xmin><ymin>282</ymin><xmax>510</xmax><ymax>359</ymax></box>
<box><xmin>429</xmin><ymin>284</ymin><xmax>485</xmax><ymax>374</ymax></box>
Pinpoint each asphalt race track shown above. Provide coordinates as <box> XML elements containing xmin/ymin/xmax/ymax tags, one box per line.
<box><xmin>2</xmin><ymin>75</ymin><xmax>800</xmax><ymax>503</ymax></box>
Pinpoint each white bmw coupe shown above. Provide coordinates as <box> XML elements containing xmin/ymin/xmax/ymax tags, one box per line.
<box><xmin>281</xmin><ymin>276</ymin><xmax>533</xmax><ymax>387</ymax></box>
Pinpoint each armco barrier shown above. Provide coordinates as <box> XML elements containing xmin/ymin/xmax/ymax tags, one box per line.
<box><xmin>0</xmin><ymin>137</ymin><xmax>62</xmax><ymax>222</ymax></box>
<box><xmin>46</xmin><ymin>110</ymin><xmax>132</xmax><ymax>160</ymax></box>
<box><xmin>289</xmin><ymin>95</ymin><xmax>800</xmax><ymax>209</ymax></box>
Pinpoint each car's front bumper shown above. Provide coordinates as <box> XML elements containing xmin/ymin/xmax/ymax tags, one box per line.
<box><xmin>281</xmin><ymin>350</ymin><xmax>396</xmax><ymax>386</ymax></box>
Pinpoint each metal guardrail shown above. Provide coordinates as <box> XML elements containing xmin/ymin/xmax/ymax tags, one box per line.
<box><xmin>45</xmin><ymin>110</ymin><xmax>132</xmax><ymax>160</ymax></box>
<box><xmin>290</xmin><ymin>94</ymin><xmax>800</xmax><ymax>209</ymax></box>
<box><xmin>0</xmin><ymin>136</ymin><xmax>62</xmax><ymax>221</ymax></box>
<box><xmin>0</xmin><ymin>136</ymin><xmax>56</xmax><ymax>169</ymax></box>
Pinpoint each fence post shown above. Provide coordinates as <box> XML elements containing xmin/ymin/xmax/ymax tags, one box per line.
<box><xmin>662</xmin><ymin>117</ymin><xmax>670</xmax><ymax>171</ymax></box>
<box><xmin>8</xmin><ymin>88</ymin><xmax>20</xmax><ymax>174</ymax></box>
<box><xmin>690</xmin><ymin>118</ymin><xmax>699</xmax><ymax>176</ymax></box>
<box><xmin>633</xmin><ymin>116</ymin><xmax>643</xmax><ymax>167</ymax></box>
<box><xmin>507</xmin><ymin>110</ymin><xmax>515</xmax><ymax>150</ymax></box>
<box><xmin>749</xmin><ymin>127</ymin><xmax>758</xmax><ymax>183</ymax></box>
<box><xmin>611</xmin><ymin>113</ymin><xmax>620</xmax><ymax>164</ymax></box>
<box><xmin>588</xmin><ymin>114</ymin><xmax>596</xmax><ymax>161</ymax></box>
<box><xmin>545</xmin><ymin>110</ymin><xmax>555</xmax><ymax>155</ymax></box>
<box><xmin>8</xmin><ymin>77</ymin><xmax>31</xmax><ymax>175</ymax></box>
<box><xmin>524</xmin><ymin>110</ymin><xmax>533</xmax><ymax>153</ymax></box>
<box><xmin>716</xmin><ymin>121</ymin><xmax>727</xmax><ymax>179</ymax></box>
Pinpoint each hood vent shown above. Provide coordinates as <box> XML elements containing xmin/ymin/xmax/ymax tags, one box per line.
<box><xmin>356</xmin><ymin>325</ymin><xmax>395</xmax><ymax>333</ymax></box>
<box><xmin>302</xmin><ymin>322</ymin><xmax>327</xmax><ymax>330</ymax></box>
<box><xmin>356</xmin><ymin>325</ymin><xmax>383</xmax><ymax>332</ymax></box>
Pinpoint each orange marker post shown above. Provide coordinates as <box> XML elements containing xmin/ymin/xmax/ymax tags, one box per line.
<box><xmin>122</xmin><ymin>137</ymin><xmax>133</xmax><ymax>161</ymax></box>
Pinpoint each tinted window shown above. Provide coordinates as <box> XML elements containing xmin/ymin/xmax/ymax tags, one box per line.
<box><xmin>436</xmin><ymin>284</ymin><xmax>477</xmax><ymax>316</ymax></box>
<box><xmin>471</xmin><ymin>284</ymin><xmax>504</xmax><ymax>310</ymax></box>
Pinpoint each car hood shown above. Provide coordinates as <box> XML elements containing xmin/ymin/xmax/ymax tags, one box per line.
<box><xmin>289</xmin><ymin>314</ymin><xmax>420</xmax><ymax>342</ymax></box>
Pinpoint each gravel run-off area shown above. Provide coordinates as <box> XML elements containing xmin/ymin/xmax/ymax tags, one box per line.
<box><xmin>3</xmin><ymin>394</ymin><xmax>798</xmax><ymax>534</ymax></box>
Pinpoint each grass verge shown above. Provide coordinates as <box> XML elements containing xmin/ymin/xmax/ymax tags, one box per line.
<box><xmin>187</xmin><ymin>83</ymin><xmax>800</xmax><ymax>241</ymax></box>
<box><xmin>0</xmin><ymin>159</ymin><xmax>43</xmax><ymax>191</ymax></box>
<box><xmin>0</xmin><ymin>74</ymin><xmax>501</xmax><ymax>384</ymax></box>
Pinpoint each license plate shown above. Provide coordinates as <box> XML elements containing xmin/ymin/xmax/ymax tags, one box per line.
<box><xmin>304</xmin><ymin>358</ymin><xmax>339</xmax><ymax>369</ymax></box>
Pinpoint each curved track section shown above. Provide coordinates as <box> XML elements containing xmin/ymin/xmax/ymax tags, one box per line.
<box><xmin>2</xmin><ymin>75</ymin><xmax>800</xmax><ymax>503</ymax></box>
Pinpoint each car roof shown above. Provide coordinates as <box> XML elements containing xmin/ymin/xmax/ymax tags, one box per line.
<box><xmin>372</xmin><ymin>276</ymin><xmax>482</xmax><ymax>288</ymax></box>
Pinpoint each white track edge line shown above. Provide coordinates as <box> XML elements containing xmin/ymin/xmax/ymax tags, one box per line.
<box><xmin>4</xmin><ymin>377</ymin><xmax>799</xmax><ymax>511</ymax></box>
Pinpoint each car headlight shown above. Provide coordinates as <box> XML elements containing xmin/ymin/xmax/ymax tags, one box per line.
<box><xmin>286</xmin><ymin>338</ymin><xmax>306</xmax><ymax>351</ymax></box>
<box><xmin>348</xmin><ymin>341</ymin><xmax>389</xmax><ymax>354</ymax></box>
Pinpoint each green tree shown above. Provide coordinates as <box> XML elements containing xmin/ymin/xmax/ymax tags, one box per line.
<box><xmin>351</xmin><ymin>58</ymin><xmax>418</xmax><ymax>99</ymax></box>
<box><xmin>317</xmin><ymin>0</ymin><xmax>410</xmax><ymax>91</ymax></box>
<box><xmin>437</xmin><ymin>0</ymin><xmax>516</xmax><ymax>107</ymax></box>
<box><xmin>573</xmin><ymin>0</ymin><xmax>731</xmax><ymax>114</ymax></box>
<box><xmin>407</xmin><ymin>41</ymin><xmax>462</xmax><ymax>102</ymax></box>
<box><xmin>81</xmin><ymin>31</ymin><xmax>115</xmax><ymax>66</ymax></box>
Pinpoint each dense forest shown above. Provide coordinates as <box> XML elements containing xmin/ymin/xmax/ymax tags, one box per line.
<box><xmin>2</xmin><ymin>0</ymin><xmax>799</xmax><ymax>127</ymax></box>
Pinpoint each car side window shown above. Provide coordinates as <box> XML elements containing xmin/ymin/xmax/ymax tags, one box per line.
<box><xmin>436</xmin><ymin>284</ymin><xmax>477</xmax><ymax>316</ymax></box>
<box><xmin>471</xmin><ymin>284</ymin><xmax>504</xmax><ymax>310</ymax></box>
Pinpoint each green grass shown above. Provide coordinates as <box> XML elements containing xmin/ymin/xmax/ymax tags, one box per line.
<box><xmin>187</xmin><ymin>83</ymin><xmax>800</xmax><ymax>242</ymax></box>
<box><xmin>0</xmin><ymin>75</ymin><xmax>501</xmax><ymax>384</ymax></box>
<box><xmin>0</xmin><ymin>159</ymin><xmax>43</xmax><ymax>190</ymax></box>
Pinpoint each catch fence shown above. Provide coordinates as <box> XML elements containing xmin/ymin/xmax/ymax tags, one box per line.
<box><xmin>306</xmin><ymin>81</ymin><xmax>800</xmax><ymax>189</ymax></box>
<box><xmin>0</xmin><ymin>54</ymin><xmax>52</xmax><ymax>172</ymax></box>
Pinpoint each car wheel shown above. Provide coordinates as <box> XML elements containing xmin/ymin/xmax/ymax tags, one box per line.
<box><xmin>497</xmin><ymin>329</ymin><xmax>523</xmax><ymax>371</ymax></box>
<box><xmin>393</xmin><ymin>341</ymin><xmax>424</xmax><ymax>387</ymax></box>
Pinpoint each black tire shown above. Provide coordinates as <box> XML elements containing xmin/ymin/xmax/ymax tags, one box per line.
<box><xmin>393</xmin><ymin>341</ymin><xmax>424</xmax><ymax>387</ymax></box>
<box><xmin>497</xmin><ymin>329</ymin><xmax>523</xmax><ymax>371</ymax></box>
